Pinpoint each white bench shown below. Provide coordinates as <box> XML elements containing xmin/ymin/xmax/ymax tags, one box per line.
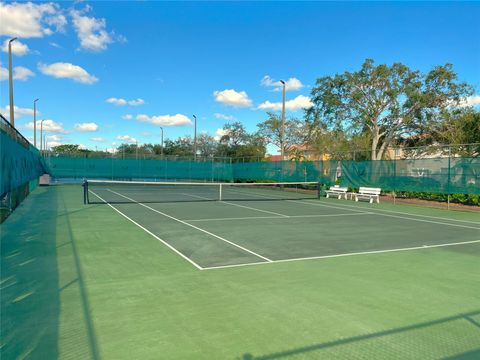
<box><xmin>354</xmin><ymin>187</ymin><xmax>381</xmax><ymax>203</ymax></box>
<box><xmin>325</xmin><ymin>185</ymin><xmax>348</xmax><ymax>199</ymax></box>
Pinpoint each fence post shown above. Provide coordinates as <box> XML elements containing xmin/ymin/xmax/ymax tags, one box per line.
<box><xmin>447</xmin><ymin>145</ymin><xmax>451</xmax><ymax>210</ymax></box>
<box><xmin>393</xmin><ymin>156</ymin><xmax>397</xmax><ymax>205</ymax></box>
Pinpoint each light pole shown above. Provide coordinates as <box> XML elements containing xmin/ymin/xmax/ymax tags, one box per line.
<box><xmin>192</xmin><ymin>115</ymin><xmax>197</xmax><ymax>161</ymax></box>
<box><xmin>40</xmin><ymin>119</ymin><xmax>45</xmax><ymax>153</ymax></box>
<box><xmin>159</xmin><ymin>126</ymin><xmax>164</xmax><ymax>157</ymax></box>
<box><xmin>280</xmin><ymin>80</ymin><xmax>286</xmax><ymax>160</ymax></box>
<box><xmin>8</xmin><ymin>37</ymin><xmax>17</xmax><ymax>127</ymax></box>
<box><xmin>33</xmin><ymin>98</ymin><xmax>39</xmax><ymax>147</ymax></box>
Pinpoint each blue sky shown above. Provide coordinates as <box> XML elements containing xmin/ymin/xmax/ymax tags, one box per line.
<box><xmin>1</xmin><ymin>1</ymin><xmax>479</xmax><ymax>153</ymax></box>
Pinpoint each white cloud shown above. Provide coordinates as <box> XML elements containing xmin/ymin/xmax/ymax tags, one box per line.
<box><xmin>1</xmin><ymin>39</ymin><xmax>30</xmax><ymax>56</ymax></box>
<box><xmin>136</xmin><ymin>114</ymin><xmax>192</xmax><ymax>126</ymax></box>
<box><xmin>90</xmin><ymin>137</ymin><xmax>105</xmax><ymax>142</ymax></box>
<box><xmin>74</xmin><ymin>122</ymin><xmax>98</xmax><ymax>132</ymax></box>
<box><xmin>214</xmin><ymin>113</ymin><xmax>236</xmax><ymax>121</ymax></box>
<box><xmin>0</xmin><ymin>105</ymin><xmax>36</xmax><ymax>119</ymax></box>
<box><xmin>257</xmin><ymin>95</ymin><xmax>313</xmax><ymax>111</ymax></box>
<box><xmin>71</xmin><ymin>8</ymin><xmax>114</xmax><ymax>51</ymax></box>
<box><xmin>117</xmin><ymin>135</ymin><xmax>137</xmax><ymax>143</ymax></box>
<box><xmin>47</xmin><ymin>134</ymin><xmax>63</xmax><ymax>142</ymax></box>
<box><xmin>213</xmin><ymin>89</ymin><xmax>252</xmax><ymax>107</ymax></box>
<box><xmin>457</xmin><ymin>95</ymin><xmax>480</xmax><ymax>108</ymax></box>
<box><xmin>128</xmin><ymin>98</ymin><xmax>145</xmax><ymax>106</ymax></box>
<box><xmin>261</xmin><ymin>75</ymin><xmax>304</xmax><ymax>92</ymax></box>
<box><xmin>47</xmin><ymin>141</ymin><xmax>63</xmax><ymax>148</ymax></box>
<box><xmin>13</xmin><ymin>66</ymin><xmax>35</xmax><ymax>81</ymax></box>
<box><xmin>0</xmin><ymin>2</ymin><xmax>66</xmax><ymax>38</ymax></box>
<box><xmin>24</xmin><ymin>119</ymin><xmax>66</xmax><ymax>133</ymax></box>
<box><xmin>122</xmin><ymin>114</ymin><xmax>133</xmax><ymax>120</ymax></box>
<box><xmin>106</xmin><ymin>98</ymin><xmax>145</xmax><ymax>106</ymax></box>
<box><xmin>0</xmin><ymin>65</ymin><xmax>35</xmax><ymax>81</ymax></box>
<box><xmin>39</xmin><ymin>62</ymin><xmax>98</xmax><ymax>84</ymax></box>
<box><xmin>214</xmin><ymin>128</ymin><xmax>230</xmax><ymax>141</ymax></box>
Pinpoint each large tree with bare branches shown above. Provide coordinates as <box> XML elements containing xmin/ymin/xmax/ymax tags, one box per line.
<box><xmin>306</xmin><ymin>59</ymin><xmax>472</xmax><ymax>160</ymax></box>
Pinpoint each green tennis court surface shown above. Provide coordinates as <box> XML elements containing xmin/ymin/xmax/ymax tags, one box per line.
<box><xmin>2</xmin><ymin>185</ymin><xmax>479</xmax><ymax>359</ymax></box>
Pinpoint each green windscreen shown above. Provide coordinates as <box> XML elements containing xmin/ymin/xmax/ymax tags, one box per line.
<box><xmin>340</xmin><ymin>157</ymin><xmax>480</xmax><ymax>194</ymax></box>
<box><xmin>233</xmin><ymin>160</ymin><xmax>338</xmax><ymax>184</ymax></box>
<box><xmin>43</xmin><ymin>153</ymin><xmax>478</xmax><ymax>195</ymax></box>
<box><xmin>1</xmin><ymin>115</ymin><xmax>46</xmax><ymax>222</ymax></box>
<box><xmin>45</xmin><ymin>156</ymin><xmax>234</xmax><ymax>182</ymax></box>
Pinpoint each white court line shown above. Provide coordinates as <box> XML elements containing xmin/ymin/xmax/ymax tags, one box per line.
<box><xmin>297</xmin><ymin>200</ymin><xmax>480</xmax><ymax>230</ymax></box>
<box><xmin>183</xmin><ymin>193</ymin><xmax>290</xmax><ymax>218</ymax></box>
<box><xmin>186</xmin><ymin>212</ymin><xmax>374</xmax><ymax>222</ymax></box>
<box><xmin>225</xmin><ymin>188</ymin><xmax>369</xmax><ymax>214</ymax></box>
<box><xmin>202</xmin><ymin>239</ymin><xmax>480</xmax><ymax>270</ymax></box>
<box><xmin>88</xmin><ymin>190</ymin><xmax>204</xmax><ymax>270</ymax></box>
<box><xmin>107</xmin><ymin>189</ymin><xmax>273</xmax><ymax>263</ymax></box>
<box><xmin>226</xmin><ymin>188</ymin><xmax>480</xmax><ymax>230</ymax></box>
<box><xmin>301</xmin><ymin>199</ymin><xmax>480</xmax><ymax>225</ymax></box>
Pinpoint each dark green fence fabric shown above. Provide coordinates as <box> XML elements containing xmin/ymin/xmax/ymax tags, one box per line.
<box><xmin>45</xmin><ymin>157</ymin><xmax>233</xmax><ymax>182</ymax></box>
<box><xmin>44</xmin><ymin>155</ymin><xmax>478</xmax><ymax>194</ymax></box>
<box><xmin>232</xmin><ymin>160</ymin><xmax>338</xmax><ymax>184</ymax></box>
<box><xmin>341</xmin><ymin>157</ymin><xmax>480</xmax><ymax>194</ymax></box>
<box><xmin>1</xmin><ymin>129</ymin><xmax>45</xmax><ymax>197</ymax></box>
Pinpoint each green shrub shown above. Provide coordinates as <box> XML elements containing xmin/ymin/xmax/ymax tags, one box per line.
<box><xmin>396</xmin><ymin>191</ymin><xmax>479</xmax><ymax>206</ymax></box>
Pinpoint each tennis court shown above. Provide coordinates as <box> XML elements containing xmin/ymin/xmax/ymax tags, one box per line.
<box><xmin>85</xmin><ymin>180</ymin><xmax>480</xmax><ymax>270</ymax></box>
<box><xmin>3</xmin><ymin>184</ymin><xmax>480</xmax><ymax>359</ymax></box>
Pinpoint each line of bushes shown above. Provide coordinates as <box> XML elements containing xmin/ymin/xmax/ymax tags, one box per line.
<box><xmin>396</xmin><ymin>191</ymin><xmax>479</xmax><ymax>206</ymax></box>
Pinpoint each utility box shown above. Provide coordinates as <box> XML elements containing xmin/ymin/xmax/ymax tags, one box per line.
<box><xmin>39</xmin><ymin>174</ymin><xmax>51</xmax><ymax>186</ymax></box>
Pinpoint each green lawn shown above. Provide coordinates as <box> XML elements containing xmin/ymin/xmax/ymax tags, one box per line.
<box><xmin>1</xmin><ymin>185</ymin><xmax>479</xmax><ymax>359</ymax></box>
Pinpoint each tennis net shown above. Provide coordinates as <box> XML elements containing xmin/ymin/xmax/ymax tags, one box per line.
<box><xmin>83</xmin><ymin>180</ymin><xmax>320</xmax><ymax>204</ymax></box>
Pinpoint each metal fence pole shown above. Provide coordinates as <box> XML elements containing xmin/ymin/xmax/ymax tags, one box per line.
<box><xmin>447</xmin><ymin>145</ymin><xmax>451</xmax><ymax>210</ymax></box>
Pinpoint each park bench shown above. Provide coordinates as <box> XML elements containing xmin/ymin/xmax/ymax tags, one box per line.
<box><xmin>354</xmin><ymin>187</ymin><xmax>381</xmax><ymax>203</ymax></box>
<box><xmin>325</xmin><ymin>185</ymin><xmax>348</xmax><ymax>199</ymax></box>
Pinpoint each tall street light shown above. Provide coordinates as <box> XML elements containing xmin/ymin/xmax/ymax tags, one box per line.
<box><xmin>34</xmin><ymin>98</ymin><xmax>39</xmax><ymax>147</ymax></box>
<box><xmin>280</xmin><ymin>80</ymin><xmax>286</xmax><ymax>160</ymax></box>
<box><xmin>8</xmin><ymin>37</ymin><xmax>17</xmax><ymax>127</ymax></box>
<box><xmin>159</xmin><ymin>126</ymin><xmax>164</xmax><ymax>157</ymax></box>
<box><xmin>192</xmin><ymin>115</ymin><xmax>197</xmax><ymax>161</ymax></box>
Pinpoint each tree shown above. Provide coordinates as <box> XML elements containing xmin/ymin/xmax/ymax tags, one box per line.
<box><xmin>218</xmin><ymin>121</ymin><xmax>249</xmax><ymax>147</ymax></box>
<box><xmin>306</xmin><ymin>59</ymin><xmax>473</xmax><ymax>160</ymax></box>
<box><xmin>216</xmin><ymin>122</ymin><xmax>266</xmax><ymax>159</ymax></box>
<box><xmin>116</xmin><ymin>143</ymin><xmax>137</xmax><ymax>155</ymax></box>
<box><xmin>196</xmin><ymin>133</ymin><xmax>217</xmax><ymax>157</ymax></box>
<box><xmin>257</xmin><ymin>112</ymin><xmax>305</xmax><ymax>157</ymax></box>
<box><xmin>433</xmin><ymin>109</ymin><xmax>480</xmax><ymax>156</ymax></box>
<box><xmin>51</xmin><ymin>144</ymin><xmax>84</xmax><ymax>153</ymax></box>
<box><xmin>162</xmin><ymin>137</ymin><xmax>194</xmax><ymax>157</ymax></box>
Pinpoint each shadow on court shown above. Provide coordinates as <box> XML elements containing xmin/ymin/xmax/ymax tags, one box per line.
<box><xmin>0</xmin><ymin>186</ymin><xmax>100</xmax><ymax>359</ymax></box>
<box><xmin>1</xmin><ymin>187</ymin><xmax>60</xmax><ymax>358</ymax></box>
<box><xmin>241</xmin><ymin>310</ymin><xmax>480</xmax><ymax>359</ymax></box>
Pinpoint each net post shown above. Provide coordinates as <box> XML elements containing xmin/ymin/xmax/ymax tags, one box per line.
<box><xmin>219</xmin><ymin>183</ymin><xmax>223</xmax><ymax>201</ymax></box>
<box><xmin>82</xmin><ymin>179</ymin><xmax>88</xmax><ymax>204</ymax></box>
<box><xmin>317</xmin><ymin>181</ymin><xmax>322</xmax><ymax>199</ymax></box>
